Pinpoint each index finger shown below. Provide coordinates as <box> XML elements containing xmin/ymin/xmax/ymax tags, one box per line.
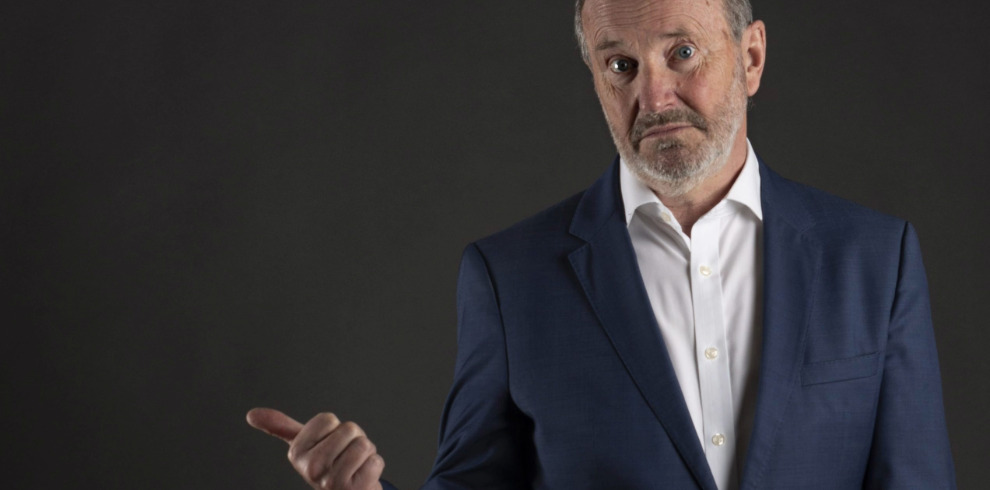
<box><xmin>246</xmin><ymin>407</ymin><xmax>303</xmax><ymax>444</ymax></box>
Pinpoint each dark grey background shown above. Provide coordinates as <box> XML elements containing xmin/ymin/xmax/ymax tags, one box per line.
<box><xmin>4</xmin><ymin>1</ymin><xmax>987</xmax><ymax>488</ymax></box>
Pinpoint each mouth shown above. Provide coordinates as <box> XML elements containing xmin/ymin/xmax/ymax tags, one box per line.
<box><xmin>638</xmin><ymin>123</ymin><xmax>694</xmax><ymax>141</ymax></box>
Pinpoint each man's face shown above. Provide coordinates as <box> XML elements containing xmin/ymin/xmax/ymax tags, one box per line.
<box><xmin>581</xmin><ymin>0</ymin><xmax>758</xmax><ymax>196</ymax></box>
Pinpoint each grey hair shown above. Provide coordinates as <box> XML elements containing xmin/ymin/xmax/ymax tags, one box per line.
<box><xmin>574</xmin><ymin>0</ymin><xmax>754</xmax><ymax>62</ymax></box>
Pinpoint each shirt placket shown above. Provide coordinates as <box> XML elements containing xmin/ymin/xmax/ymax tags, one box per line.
<box><xmin>690</xmin><ymin>215</ymin><xmax>737</xmax><ymax>490</ymax></box>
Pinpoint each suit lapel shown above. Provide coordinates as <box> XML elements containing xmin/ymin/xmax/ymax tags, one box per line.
<box><xmin>568</xmin><ymin>160</ymin><xmax>718</xmax><ymax>490</ymax></box>
<box><xmin>739</xmin><ymin>162</ymin><xmax>823</xmax><ymax>489</ymax></box>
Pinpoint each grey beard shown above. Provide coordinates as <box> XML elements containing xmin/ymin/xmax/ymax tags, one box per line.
<box><xmin>612</xmin><ymin>70</ymin><xmax>747</xmax><ymax>198</ymax></box>
<box><xmin>624</xmin><ymin>114</ymin><xmax>740</xmax><ymax>197</ymax></box>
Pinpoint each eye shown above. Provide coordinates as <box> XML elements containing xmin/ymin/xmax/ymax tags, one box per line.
<box><xmin>608</xmin><ymin>58</ymin><xmax>635</xmax><ymax>73</ymax></box>
<box><xmin>675</xmin><ymin>45</ymin><xmax>695</xmax><ymax>60</ymax></box>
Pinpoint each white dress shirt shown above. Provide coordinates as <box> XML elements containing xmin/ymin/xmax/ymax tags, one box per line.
<box><xmin>620</xmin><ymin>140</ymin><xmax>763</xmax><ymax>490</ymax></box>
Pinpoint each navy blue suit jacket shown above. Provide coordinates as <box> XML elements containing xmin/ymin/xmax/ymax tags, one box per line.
<box><xmin>388</xmin><ymin>159</ymin><xmax>955</xmax><ymax>489</ymax></box>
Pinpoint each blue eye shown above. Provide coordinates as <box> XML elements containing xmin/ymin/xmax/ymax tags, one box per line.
<box><xmin>609</xmin><ymin>58</ymin><xmax>634</xmax><ymax>73</ymax></box>
<box><xmin>676</xmin><ymin>45</ymin><xmax>695</xmax><ymax>59</ymax></box>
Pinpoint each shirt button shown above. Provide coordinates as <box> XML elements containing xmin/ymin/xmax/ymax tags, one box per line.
<box><xmin>660</xmin><ymin>211</ymin><xmax>672</xmax><ymax>224</ymax></box>
<box><xmin>699</xmin><ymin>265</ymin><xmax>712</xmax><ymax>277</ymax></box>
<box><xmin>704</xmin><ymin>347</ymin><xmax>719</xmax><ymax>360</ymax></box>
<box><xmin>712</xmin><ymin>433</ymin><xmax>726</xmax><ymax>447</ymax></box>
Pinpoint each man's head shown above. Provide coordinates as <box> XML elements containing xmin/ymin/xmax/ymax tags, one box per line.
<box><xmin>576</xmin><ymin>0</ymin><xmax>766</xmax><ymax>197</ymax></box>
<box><xmin>575</xmin><ymin>0</ymin><xmax>754</xmax><ymax>63</ymax></box>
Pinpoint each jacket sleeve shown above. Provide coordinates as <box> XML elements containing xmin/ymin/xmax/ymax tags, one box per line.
<box><xmin>863</xmin><ymin>223</ymin><xmax>956</xmax><ymax>488</ymax></box>
<box><xmin>419</xmin><ymin>243</ymin><xmax>535</xmax><ymax>489</ymax></box>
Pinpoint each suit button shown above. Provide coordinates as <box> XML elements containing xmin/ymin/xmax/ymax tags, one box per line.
<box><xmin>712</xmin><ymin>433</ymin><xmax>726</xmax><ymax>446</ymax></box>
<box><xmin>704</xmin><ymin>347</ymin><xmax>719</xmax><ymax>360</ymax></box>
<box><xmin>699</xmin><ymin>265</ymin><xmax>712</xmax><ymax>277</ymax></box>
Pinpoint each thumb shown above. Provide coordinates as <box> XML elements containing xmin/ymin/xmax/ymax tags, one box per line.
<box><xmin>246</xmin><ymin>407</ymin><xmax>303</xmax><ymax>444</ymax></box>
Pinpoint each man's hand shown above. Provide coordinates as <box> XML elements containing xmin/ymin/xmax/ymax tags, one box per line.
<box><xmin>246</xmin><ymin>408</ymin><xmax>385</xmax><ymax>490</ymax></box>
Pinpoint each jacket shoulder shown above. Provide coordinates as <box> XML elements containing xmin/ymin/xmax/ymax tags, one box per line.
<box><xmin>764</xmin><ymin>166</ymin><xmax>909</xmax><ymax>239</ymax></box>
<box><xmin>470</xmin><ymin>191</ymin><xmax>586</xmax><ymax>261</ymax></box>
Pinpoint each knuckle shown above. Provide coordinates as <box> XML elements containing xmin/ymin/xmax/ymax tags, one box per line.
<box><xmin>340</xmin><ymin>421</ymin><xmax>362</xmax><ymax>437</ymax></box>
<box><xmin>319</xmin><ymin>412</ymin><xmax>340</xmax><ymax>426</ymax></box>
<box><xmin>318</xmin><ymin>476</ymin><xmax>334</xmax><ymax>490</ymax></box>
<box><xmin>353</xmin><ymin>436</ymin><xmax>375</xmax><ymax>454</ymax></box>
<box><xmin>304</xmin><ymin>459</ymin><xmax>323</xmax><ymax>482</ymax></box>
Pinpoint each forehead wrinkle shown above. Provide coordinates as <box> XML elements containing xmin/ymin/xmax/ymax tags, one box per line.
<box><xmin>584</xmin><ymin>0</ymin><xmax>726</xmax><ymax>50</ymax></box>
<box><xmin>586</xmin><ymin>0</ymin><xmax>659</xmax><ymax>24</ymax></box>
<box><xmin>589</xmin><ymin>13</ymin><xmax>714</xmax><ymax>54</ymax></box>
<box><xmin>595</xmin><ymin>27</ymin><xmax>695</xmax><ymax>53</ymax></box>
<box><xmin>591</xmin><ymin>22</ymin><xmax>711</xmax><ymax>61</ymax></box>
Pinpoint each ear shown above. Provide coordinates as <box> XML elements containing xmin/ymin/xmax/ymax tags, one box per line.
<box><xmin>742</xmin><ymin>20</ymin><xmax>767</xmax><ymax>96</ymax></box>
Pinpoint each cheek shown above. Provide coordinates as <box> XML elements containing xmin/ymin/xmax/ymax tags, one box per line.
<box><xmin>679</xmin><ymin>54</ymin><xmax>740</xmax><ymax>113</ymax></box>
<box><xmin>594</xmin><ymin>75</ymin><xmax>636</xmax><ymax>124</ymax></box>
<box><xmin>680</xmin><ymin>71</ymin><xmax>723</xmax><ymax>114</ymax></box>
<box><xmin>603</xmin><ymin>86</ymin><xmax>630</xmax><ymax>115</ymax></box>
<box><xmin>595</xmin><ymin>73</ymin><xmax>624</xmax><ymax>100</ymax></box>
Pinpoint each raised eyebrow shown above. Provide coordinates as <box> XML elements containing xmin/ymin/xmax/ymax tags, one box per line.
<box><xmin>661</xmin><ymin>29</ymin><xmax>692</xmax><ymax>41</ymax></box>
<box><xmin>594</xmin><ymin>39</ymin><xmax>623</xmax><ymax>52</ymax></box>
<box><xmin>594</xmin><ymin>29</ymin><xmax>694</xmax><ymax>53</ymax></box>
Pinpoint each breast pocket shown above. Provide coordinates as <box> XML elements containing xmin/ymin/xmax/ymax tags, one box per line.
<box><xmin>801</xmin><ymin>352</ymin><xmax>881</xmax><ymax>386</ymax></box>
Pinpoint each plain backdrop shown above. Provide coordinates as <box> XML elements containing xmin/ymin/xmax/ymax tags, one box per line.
<box><xmin>3</xmin><ymin>1</ymin><xmax>988</xmax><ymax>488</ymax></box>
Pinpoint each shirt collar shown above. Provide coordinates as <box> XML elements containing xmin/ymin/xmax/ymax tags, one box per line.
<box><xmin>620</xmin><ymin>138</ymin><xmax>763</xmax><ymax>226</ymax></box>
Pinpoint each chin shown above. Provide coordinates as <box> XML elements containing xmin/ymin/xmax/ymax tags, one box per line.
<box><xmin>624</xmin><ymin>146</ymin><xmax>719</xmax><ymax>197</ymax></box>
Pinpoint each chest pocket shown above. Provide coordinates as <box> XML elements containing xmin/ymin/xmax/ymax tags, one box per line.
<box><xmin>801</xmin><ymin>351</ymin><xmax>881</xmax><ymax>386</ymax></box>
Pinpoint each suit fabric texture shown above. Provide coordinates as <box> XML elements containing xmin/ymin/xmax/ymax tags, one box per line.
<box><xmin>385</xmin><ymin>157</ymin><xmax>955</xmax><ymax>489</ymax></box>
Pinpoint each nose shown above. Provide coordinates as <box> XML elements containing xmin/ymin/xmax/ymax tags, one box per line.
<box><xmin>637</xmin><ymin>62</ymin><xmax>679</xmax><ymax>113</ymax></box>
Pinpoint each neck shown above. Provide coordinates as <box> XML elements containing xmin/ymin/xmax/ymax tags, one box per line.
<box><xmin>653</xmin><ymin>133</ymin><xmax>749</xmax><ymax>237</ymax></box>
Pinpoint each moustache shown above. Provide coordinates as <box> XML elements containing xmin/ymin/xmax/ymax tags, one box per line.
<box><xmin>631</xmin><ymin>109</ymin><xmax>708</xmax><ymax>146</ymax></box>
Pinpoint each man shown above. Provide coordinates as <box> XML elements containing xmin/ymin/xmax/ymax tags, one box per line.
<box><xmin>247</xmin><ymin>0</ymin><xmax>956</xmax><ymax>488</ymax></box>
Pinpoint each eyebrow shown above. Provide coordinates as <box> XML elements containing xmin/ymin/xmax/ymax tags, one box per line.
<box><xmin>594</xmin><ymin>29</ymin><xmax>692</xmax><ymax>52</ymax></box>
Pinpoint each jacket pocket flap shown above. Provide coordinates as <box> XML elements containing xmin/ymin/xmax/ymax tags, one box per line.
<box><xmin>801</xmin><ymin>352</ymin><xmax>880</xmax><ymax>386</ymax></box>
